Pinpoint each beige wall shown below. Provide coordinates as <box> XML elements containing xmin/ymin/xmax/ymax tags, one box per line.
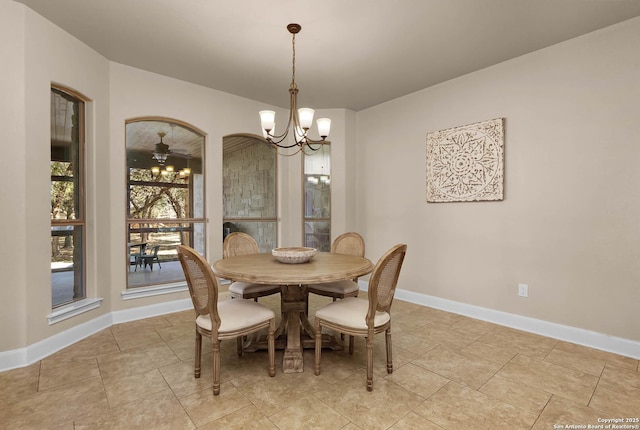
<box><xmin>0</xmin><ymin>1</ymin><xmax>27</xmax><ymax>352</ymax></box>
<box><xmin>0</xmin><ymin>1</ymin><xmax>109</xmax><ymax>351</ymax></box>
<box><xmin>356</xmin><ymin>17</ymin><xmax>640</xmax><ymax>341</ymax></box>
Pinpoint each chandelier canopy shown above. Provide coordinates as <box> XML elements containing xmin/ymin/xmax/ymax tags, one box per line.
<box><xmin>259</xmin><ymin>23</ymin><xmax>331</xmax><ymax>153</ymax></box>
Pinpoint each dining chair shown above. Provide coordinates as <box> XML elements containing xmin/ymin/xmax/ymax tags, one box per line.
<box><xmin>314</xmin><ymin>243</ymin><xmax>407</xmax><ymax>391</ymax></box>
<box><xmin>307</xmin><ymin>232</ymin><xmax>365</xmax><ymax>301</ymax></box>
<box><xmin>136</xmin><ymin>245</ymin><xmax>161</xmax><ymax>271</ymax></box>
<box><xmin>129</xmin><ymin>243</ymin><xmax>147</xmax><ymax>271</ymax></box>
<box><xmin>177</xmin><ymin>245</ymin><xmax>276</xmax><ymax>396</ymax></box>
<box><xmin>223</xmin><ymin>232</ymin><xmax>282</xmax><ymax>301</ymax></box>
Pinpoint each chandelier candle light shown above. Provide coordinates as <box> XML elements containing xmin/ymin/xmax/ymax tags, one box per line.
<box><xmin>259</xmin><ymin>23</ymin><xmax>331</xmax><ymax>153</ymax></box>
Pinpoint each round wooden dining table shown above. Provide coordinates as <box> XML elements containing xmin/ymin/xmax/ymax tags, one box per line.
<box><xmin>213</xmin><ymin>252</ymin><xmax>373</xmax><ymax>373</ymax></box>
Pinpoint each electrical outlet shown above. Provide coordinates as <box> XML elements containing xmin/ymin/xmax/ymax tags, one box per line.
<box><xmin>518</xmin><ymin>284</ymin><xmax>529</xmax><ymax>297</ymax></box>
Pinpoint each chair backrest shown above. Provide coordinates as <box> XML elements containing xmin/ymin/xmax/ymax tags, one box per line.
<box><xmin>331</xmin><ymin>232</ymin><xmax>365</xmax><ymax>257</ymax></box>
<box><xmin>149</xmin><ymin>245</ymin><xmax>160</xmax><ymax>257</ymax></box>
<box><xmin>177</xmin><ymin>245</ymin><xmax>221</xmax><ymax>330</ymax></box>
<box><xmin>366</xmin><ymin>244</ymin><xmax>407</xmax><ymax>326</ymax></box>
<box><xmin>223</xmin><ymin>232</ymin><xmax>260</xmax><ymax>258</ymax></box>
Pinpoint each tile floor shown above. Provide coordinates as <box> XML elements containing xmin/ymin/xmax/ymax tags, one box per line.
<box><xmin>1</xmin><ymin>293</ymin><xmax>639</xmax><ymax>429</ymax></box>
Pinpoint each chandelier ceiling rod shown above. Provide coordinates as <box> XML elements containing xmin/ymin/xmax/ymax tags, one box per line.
<box><xmin>259</xmin><ymin>23</ymin><xmax>331</xmax><ymax>153</ymax></box>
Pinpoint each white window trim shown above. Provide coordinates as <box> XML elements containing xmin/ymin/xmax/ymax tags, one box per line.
<box><xmin>47</xmin><ymin>297</ymin><xmax>103</xmax><ymax>325</ymax></box>
<box><xmin>121</xmin><ymin>282</ymin><xmax>189</xmax><ymax>300</ymax></box>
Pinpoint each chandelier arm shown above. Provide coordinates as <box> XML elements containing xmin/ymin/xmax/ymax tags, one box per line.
<box><xmin>273</xmin><ymin>145</ymin><xmax>304</xmax><ymax>157</ymax></box>
<box><xmin>301</xmin><ymin>141</ymin><xmax>324</xmax><ymax>154</ymax></box>
<box><xmin>266</xmin><ymin>85</ymin><xmax>297</xmax><ymax>144</ymax></box>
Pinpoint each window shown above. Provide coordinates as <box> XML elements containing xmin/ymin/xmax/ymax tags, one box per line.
<box><xmin>303</xmin><ymin>143</ymin><xmax>331</xmax><ymax>251</ymax></box>
<box><xmin>126</xmin><ymin>119</ymin><xmax>205</xmax><ymax>289</ymax></box>
<box><xmin>223</xmin><ymin>134</ymin><xmax>277</xmax><ymax>252</ymax></box>
<box><xmin>51</xmin><ymin>87</ymin><xmax>86</xmax><ymax>308</ymax></box>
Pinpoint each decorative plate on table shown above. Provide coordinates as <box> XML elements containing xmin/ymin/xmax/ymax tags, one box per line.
<box><xmin>272</xmin><ymin>247</ymin><xmax>317</xmax><ymax>264</ymax></box>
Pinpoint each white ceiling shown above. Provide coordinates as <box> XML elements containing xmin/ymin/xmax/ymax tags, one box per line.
<box><xmin>16</xmin><ymin>0</ymin><xmax>640</xmax><ymax>111</ymax></box>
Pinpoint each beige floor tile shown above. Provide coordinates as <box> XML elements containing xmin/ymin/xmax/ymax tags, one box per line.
<box><xmin>162</xmin><ymin>309</ymin><xmax>197</xmax><ymax>326</ymax></box>
<box><xmin>389</xmin><ymin>411</ymin><xmax>445</xmax><ymax>429</ymax></box>
<box><xmin>313</xmin><ymin>373</ymin><xmax>424</xmax><ymax>430</ymax></box>
<box><xmin>348</xmin><ymin>338</ymin><xmax>419</xmax><ymax>378</ymax></box>
<box><xmin>0</xmin><ymin>362</ymin><xmax>40</xmax><ymax>403</ymax></box>
<box><xmin>198</xmin><ymin>404</ymin><xmax>278</xmax><ymax>430</ymax></box>
<box><xmin>111</xmin><ymin>325</ymin><xmax>166</xmax><ymax>351</ymax></box>
<box><xmin>179</xmin><ymin>382</ymin><xmax>251</xmax><ymax>427</ymax></box>
<box><xmin>598</xmin><ymin>363</ymin><xmax>640</xmax><ymax>391</ymax></box>
<box><xmin>159</xmin><ymin>357</ymin><xmax>215</xmax><ymax>398</ymax></box>
<box><xmin>40</xmin><ymin>329</ymin><xmax>120</xmax><ymax>369</ymax></box>
<box><xmin>477</xmin><ymin>326</ymin><xmax>558</xmax><ymax>359</ymax></box>
<box><xmin>75</xmin><ymin>389</ymin><xmax>195</xmax><ymax>430</ymax></box>
<box><xmin>544</xmin><ymin>346</ymin><xmax>605</xmax><ymax>377</ymax></box>
<box><xmin>313</xmin><ymin>347</ymin><xmax>366</xmax><ymax>382</ymax></box>
<box><xmin>496</xmin><ymin>354</ymin><xmax>598</xmax><ymax>405</ymax></box>
<box><xmin>392</xmin><ymin>310</ymin><xmax>436</xmax><ymax>331</ymax></box>
<box><xmin>97</xmin><ymin>342</ymin><xmax>180</xmax><ymax>379</ymax></box>
<box><xmin>1</xmin><ymin>376</ymin><xmax>108</xmax><ymax>428</ymax></box>
<box><xmin>451</xmin><ymin>316</ymin><xmax>500</xmax><ymax>337</ymax></box>
<box><xmin>589</xmin><ymin>365</ymin><xmax>640</xmax><ymax>416</ymax></box>
<box><xmin>39</xmin><ymin>357</ymin><xmax>100</xmax><ymax>391</ymax></box>
<box><xmin>395</xmin><ymin>322</ymin><xmax>482</xmax><ymax>355</ymax></box>
<box><xmin>232</xmin><ymin>370</ymin><xmax>317</xmax><ymax>416</ymax></box>
<box><xmin>479</xmin><ymin>373</ymin><xmax>552</xmax><ymax>415</ymax></box>
<box><xmin>532</xmin><ymin>395</ymin><xmax>604</xmax><ymax>429</ymax></box>
<box><xmin>408</xmin><ymin>306</ymin><xmax>463</xmax><ymax>326</ymax></box>
<box><xmin>165</xmin><ymin>335</ymin><xmax>200</xmax><ymax>361</ymax></box>
<box><xmin>111</xmin><ymin>315</ymin><xmax>173</xmax><ymax>333</ymax></box>
<box><xmin>102</xmin><ymin>368</ymin><xmax>170</xmax><ymax>408</ymax></box>
<box><xmin>156</xmin><ymin>321</ymin><xmax>193</xmax><ymax>343</ymax></box>
<box><xmin>551</xmin><ymin>341</ymin><xmax>638</xmax><ymax>371</ymax></box>
<box><xmin>412</xmin><ymin>345</ymin><xmax>502</xmax><ymax>389</ymax></box>
<box><xmin>384</xmin><ymin>362</ymin><xmax>449</xmax><ymax>398</ymax></box>
<box><xmin>461</xmin><ymin>341</ymin><xmax>517</xmax><ymax>365</ymax></box>
<box><xmin>269</xmin><ymin>395</ymin><xmax>350</xmax><ymax>430</ymax></box>
<box><xmin>414</xmin><ymin>382</ymin><xmax>538</xmax><ymax>430</ymax></box>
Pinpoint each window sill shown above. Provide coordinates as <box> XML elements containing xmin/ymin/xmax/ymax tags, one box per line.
<box><xmin>47</xmin><ymin>297</ymin><xmax>104</xmax><ymax>325</ymax></box>
<box><xmin>121</xmin><ymin>282</ymin><xmax>188</xmax><ymax>300</ymax></box>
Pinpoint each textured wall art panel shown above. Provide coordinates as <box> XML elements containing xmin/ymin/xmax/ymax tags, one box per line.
<box><xmin>426</xmin><ymin>118</ymin><xmax>504</xmax><ymax>202</ymax></box>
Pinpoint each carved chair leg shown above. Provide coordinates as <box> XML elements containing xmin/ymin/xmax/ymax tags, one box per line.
<box><xmin>385</xmin><ymin>327</ymin><xmax>393</xmax><ymax>374</ymax></box>
<box><xmin>268</xmin><ymin>319</ymin><xmax>276</xmax><ymax>377</ymax></box>
<box><xmin>194</xmin><ymin>329</ymin><xmax>202</xmax><ymax>378</ymax></box>
<box><xmin>366</xmin><ymin>335</ymin><xmax>373</xmax><ymax>391</ymax></box>
<box><xmin>314</xmin><ymin>319</ymin><xmax>322</xmax><ymax>376</ymax></box>
<box><xmin>212</xmin><ymin>340</ymin><xmax>221</xmax><ymax>396</ymax></box>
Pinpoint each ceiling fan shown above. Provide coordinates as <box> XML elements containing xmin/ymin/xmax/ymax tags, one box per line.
<box><xmin>151</xmin><ymin>129</ymin><xmax>190</xmax><ymax>164</ymax></box>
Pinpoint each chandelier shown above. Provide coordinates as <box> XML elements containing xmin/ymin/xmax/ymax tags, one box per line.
<box><xmin>259</xmin><ymin>23</ymin><xmax>331</xmax><ymax>153</ymax></box>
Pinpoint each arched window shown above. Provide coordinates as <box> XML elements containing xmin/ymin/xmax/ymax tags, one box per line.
<box><xmin>223</xmin><ymin>134</ymin><xmax>278</xmax><ymax>252</ymax></box>
<box><xmin>51</xmin><ymin>85</ymin><xmax>86</xmax><ymax>307</ymax></box>
<box><xmin>125</xmin><ymin>118</ymin><xmax>206</xmax><ymax>289</ymax></box>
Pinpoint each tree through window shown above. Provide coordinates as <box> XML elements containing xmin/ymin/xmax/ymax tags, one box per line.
<box><xmin>126</xmin><ymin>119</ymin><xmax>205</xmax><ymax>288</ymax></box>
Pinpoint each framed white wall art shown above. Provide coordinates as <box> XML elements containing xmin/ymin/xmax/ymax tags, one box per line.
<box><xmin>426</xmin><ymin>118</ymin><xmax>504</xmax><ymax>202</ymax></box>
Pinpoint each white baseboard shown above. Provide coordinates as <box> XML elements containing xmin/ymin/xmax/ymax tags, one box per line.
<box><xmin>389</xmin><ymin>287</ymin><xmax>640</xmax><ymax>360</ymax></box>
<box><xmin>112</xmin><ymin>299</ymin><xmax>192</xmax><ymax>324</ymax></box>
<box><xmin>0</xmin><ymin>299</ymin><xmax>192</xmax><ymax>372</ymax></box>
